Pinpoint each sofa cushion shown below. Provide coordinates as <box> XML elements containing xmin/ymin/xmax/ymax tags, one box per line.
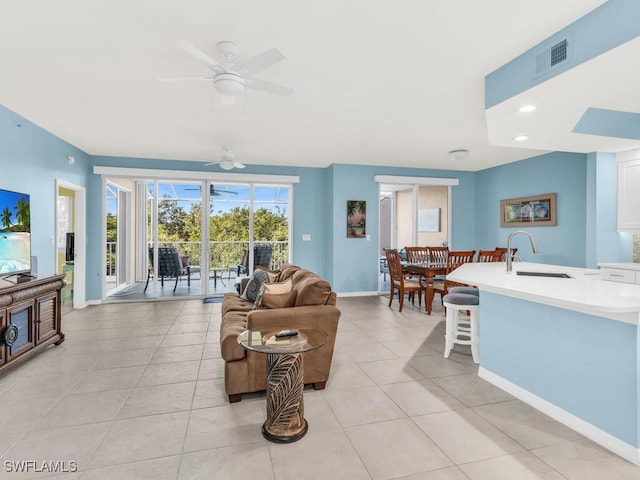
<box><xmin>255</xmin><ymin>289</ymin><xmax>297</xmax><ymax>309</ymax></box>
<box><xmin>256</xmin><ymin>265</ymin><xmax>280</xmax><ymax>282</ymax></box>
<box><xmin>220</xmin><ymin>311</ymin><xmax>249</xmax><ymax>362</ymax></box>
<box><xmin>241</xmin><ymin>269</ymin><xmax>271</xmax><ymax>302</ymax></box>
<box><xmin>221</xmin><ymin>293</ymin><xmax>254</xmax><ymax>317</ymax></box>
<box><xmin>292</xmin><ymin>270</ymin><xmax>333</xmax><ymax>306</ymax></box>
<box><xmin>254</xmin><ymin>278</ymin><xmax>296</xmax><ymax>309</ymax></box>
<box><xmin>277</xmin><ymin>263</ymin><xmax>301</xmax><ymax>282</ymax></box>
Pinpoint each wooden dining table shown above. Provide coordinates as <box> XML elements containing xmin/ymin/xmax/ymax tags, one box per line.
<box><xmin>402</xmin><ymin>262</ymin><xmax>447</xmax><ymax>315</ymax></box>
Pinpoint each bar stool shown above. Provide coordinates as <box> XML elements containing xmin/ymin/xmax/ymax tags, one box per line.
<box><xmin>447</xmin><ymin>286</ymin><xmax>479</xmax><ymax>297</ymax></box>
<box><xmin>442</xmin><ymin>292</ymin><xmax>479</xmax><ymax>364</ymax></box>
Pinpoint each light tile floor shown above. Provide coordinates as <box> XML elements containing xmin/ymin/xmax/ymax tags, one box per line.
<box><xmin>1</xmin><ymin>296</ymin><xmax>639</xmax><ymax>479</ymax></box>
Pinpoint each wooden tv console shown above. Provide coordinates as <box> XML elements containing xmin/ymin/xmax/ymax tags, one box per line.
<box><xmin>0</xmin><ymin>273</ymin><xmax>65</xmax><ymax>375</ymax></box>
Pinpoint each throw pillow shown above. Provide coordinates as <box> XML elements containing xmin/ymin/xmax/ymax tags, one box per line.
<box><xmin>256</xmin><ymin>265</ymin><xmax>280</xmax><ymax>283</ymax></box>
<box><xmin>254</xmin><ymin>278</ymin><xmax>295</xmax><ymax>309</ymax></box>
<box><xmin>241</xmin><ymin>269</ymin><xmax>271</xmax><ymax>302</ymax></box>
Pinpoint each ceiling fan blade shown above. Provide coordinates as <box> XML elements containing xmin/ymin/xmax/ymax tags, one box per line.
<box><xmin>244</xmin><ymin>77</ymin><xmax>293</xmax><ymax>96</ymax></box>
<box><xmin>235</xmin><ymin>48</ymin><xmax>286</xmax><ymax>75</ymax></box>
<box><xmin>203</xmin><ymin>162</ymin><xmax>217</xmax><ymax>166</ymax></box>
<box><xmin>177</xmin><ymin>40</ymin><xmax>225</xmax><ymax>73</ymax></box>
<box><xmin>157</xmin><ymin>75</ymin><xmax>213</xmax><ymax>82</ymax></box>
<box><xmin>234</xmin><ymin>162</ymin><xmax>246</xmax><ymax>169</ymax></box>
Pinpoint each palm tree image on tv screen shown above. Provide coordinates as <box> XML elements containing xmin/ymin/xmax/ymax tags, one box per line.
<box><xmin>0</xmin><ymin>189</ymin><xmax>31</xmax><ymax>275</ymax></box>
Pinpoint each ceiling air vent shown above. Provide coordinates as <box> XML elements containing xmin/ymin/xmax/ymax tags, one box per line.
<box><xmin>534</xmin><ymin>37</ymin><xmax>569</xmax><ymax>77</ymax></box>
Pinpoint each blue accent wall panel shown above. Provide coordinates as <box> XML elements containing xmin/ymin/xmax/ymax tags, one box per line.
<box><xmin>481</xmin><ymin>291</ymin><xmax>639</xmax><ymax>446</ymax></box>
<box><xmin>574</xmin><ymin>108</ymin><xmax>640</xmax><ymax>141</ymax></box>
<box><xmin>486</xmin><ymin>0</ymin><xmax>640</xmax><ymax>108</ymax></box>
<box><xmin>0</xmin><ymin>105</ymin><xmax>90</xmax><ymax>279</ymax></box>
<box><xmin>475</xmin><ymin>151</ymin><xmax>588</xmax><ymax>267</ymax></box>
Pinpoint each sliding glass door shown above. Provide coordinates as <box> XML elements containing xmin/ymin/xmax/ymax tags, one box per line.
<box><xmin>102</xmin><ymin>173</ymin><xmax>293</xmax><ymax>302</ymax></box>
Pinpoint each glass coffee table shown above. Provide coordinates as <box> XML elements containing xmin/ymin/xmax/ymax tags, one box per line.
<box><xmin>237</xmin><ymin>328</ymin><xmax>327</xmax><ymax>443</ymax></box>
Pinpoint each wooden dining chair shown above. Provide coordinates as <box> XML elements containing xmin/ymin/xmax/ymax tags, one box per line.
<box><xmin>405</xmin><ymin>246</ymin><xmax>429</xmax><ymax>264</ymax></box>
<box><xmin>384</xmin><ymin>248</ymin><xmax>428</xmax><ymax>312</ymax></box>
<box><xmin>427</xmin><ymin>246</ymin><xmax>449</xmax><ymax>266</ymax></box>
<box><xmin>433</xmin><ymin>250</ymin><xmax>476</xmax><ymax>305</ymax></box>
<box><xmin>477</xmin><ymin>249</ymin><xmax>503</xmax><ymax>262</ymax></box>
<box><xmin>495</xmin><ymin>247</ymin><xmax>517</xmax><ymax>262</ymax></box>
<box><xmin>404</xmin><ymin>246</ymin><xmax>429</xmax><ymax>304</ymax></box>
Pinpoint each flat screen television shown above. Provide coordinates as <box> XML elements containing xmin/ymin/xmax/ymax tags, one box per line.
<box><xmin>0</xmin><ymin>188</ymin><xmax>31</xmax><ymax>277</ymax></box>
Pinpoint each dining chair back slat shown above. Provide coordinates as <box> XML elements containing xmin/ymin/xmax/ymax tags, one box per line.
<box><xmin>433</xmin><ymin>250</ymin><xmax>476</xmax><ymax>304</ymax></box>
<box><xmin>477</xmin><ymin>249</ymin><xmax>503</xmax><ymax>262</ymax></box>
<box><xmin>405</xmin><ymin>246</ymin><xmax>429</xmax><ymax>264</ymax></box>
<box><xmin>427</xmin><ymin>246</ymin><xmax>449</xmax><ymax>266</ymax></box>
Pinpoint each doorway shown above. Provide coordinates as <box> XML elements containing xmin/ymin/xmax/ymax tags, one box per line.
<box><xmin>376</xmin><ymin>176</ymin><xmax>458</xmax><ymax>294</ymax></box>
<box><xmin>55</xmin><ymin>180</ymin><xmax>86</xmax><ymax>309</ymax></box>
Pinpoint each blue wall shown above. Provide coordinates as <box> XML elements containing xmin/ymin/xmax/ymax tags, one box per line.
<box><xmin>475</xmin><ymin>151</ymin><xmax>589</xmax><ymax>267</ymax></box>
<box><xmin>0</xmin><ymin>105</ymin><xmax>90</xmax><ymax>276</ymax></box>
<box><xmin>328</xmin><ymin>164</ymin><xmax>476</xmax><ymax>293</ymax></box>
<box><xmin>1</xmin><ymin>103</ymin><xmax>635</xmax><ymax>301</ymax></box>
<box><xmin>587</xmin><ymin>152</ymin><xmax>633</xmax><ymax>267</ymax></box>
<box><xmin>481</xmin><ymin>291</ymin><xmax>639</xmax><ymax>447</ymax></box>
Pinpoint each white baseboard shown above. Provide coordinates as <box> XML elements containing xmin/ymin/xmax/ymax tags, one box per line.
<box><xmin>336</xmin><ymin>291</ymin><xmax>379</xmax><ymax>297</ymax></box>
<box><xmin>478</xmin><ymin>367</ymin><xmax>640</xmax><ymax>466</ymax></box>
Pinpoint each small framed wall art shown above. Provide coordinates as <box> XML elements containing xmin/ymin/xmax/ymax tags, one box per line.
<box><xmin>347</xmin><ymin>200</ymin><xmax>366</xmax><ymax>238</ymax></box>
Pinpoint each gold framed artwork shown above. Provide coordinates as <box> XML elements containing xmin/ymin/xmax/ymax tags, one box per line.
<box><xmin>500</xmin><ymin>193</ymin><xmax>557</xmax><ymax>227</ymax></box>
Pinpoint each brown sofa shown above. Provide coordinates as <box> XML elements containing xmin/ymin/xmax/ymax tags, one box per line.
<box><xmin>220</xmin><ymin>264</ymin><xmax>341</xmax><ymax>402</ymax></box>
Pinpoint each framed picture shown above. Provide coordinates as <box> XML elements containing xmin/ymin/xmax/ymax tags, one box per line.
<box><xmin>500</xmin><ymin>193</ymin><xmax>557</xmax><ymax>227</ymax></box>
<box><xmin>347</xmin><ymin>200</ymin><xmax>366</xmax><ymax>238</ymax></box>
<box><xmin>418</xmin><ymin>208</ymin><xmax>440</xmax><ymax>232</ymax></box>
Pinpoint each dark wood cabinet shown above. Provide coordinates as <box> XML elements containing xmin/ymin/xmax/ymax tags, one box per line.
<box><xmin>0</xmin><ymin>274</ymin><xmax>65</xmax><ymax>374</ymax></box>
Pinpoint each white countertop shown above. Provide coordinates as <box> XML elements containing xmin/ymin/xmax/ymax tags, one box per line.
<box><xmin>447</xmin><ymin>262</ymin><xmax>640</xmax><ymax>324</ymax></box>
<box><xmin>598</xmin><ymin>262</ymin><xmax>640</xmax><ymax>271</ymax></box>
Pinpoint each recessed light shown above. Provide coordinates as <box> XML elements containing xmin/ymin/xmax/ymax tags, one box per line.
<box><xmin>518</xmin><ymin>105</ymin><xmax>536</xmax><ymax>113</ymax></box>
<box><xmin>513</xmin><ymin>135</ymin><xmax>529</xmax><ymax>141</ymax></box>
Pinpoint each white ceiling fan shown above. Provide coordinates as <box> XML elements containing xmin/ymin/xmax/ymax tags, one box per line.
<box><xmin>159</xmin><ymin>40</ymin><xmax>293</xmax><ymax>105</ymax></box>
<box><xmin>204</xmin><ymin>146</ymin><xmax>245</xmax><ymax>170</ymax></box>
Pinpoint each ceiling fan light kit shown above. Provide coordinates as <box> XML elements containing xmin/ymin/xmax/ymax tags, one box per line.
<box><xmin>219</xmin><ymin>160</ymin><xmax>236</xmax><ymax>170</ymax></box>
<box><xmin>214</xmin><ymin>72</ymin><xmax>245</xmax><ymax>96</ymax></box>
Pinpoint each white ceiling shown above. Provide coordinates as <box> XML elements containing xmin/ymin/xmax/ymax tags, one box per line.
<box><xmin>0</xmin><ymin>0</ymin><xmax>611</xmax><ymax>171</ymax></box>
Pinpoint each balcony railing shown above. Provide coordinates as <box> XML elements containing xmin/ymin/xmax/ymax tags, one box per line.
<box><xmin>106</xmin><ymin>240</ymin><xmax>289</xmax><ymax>277</ymax></box>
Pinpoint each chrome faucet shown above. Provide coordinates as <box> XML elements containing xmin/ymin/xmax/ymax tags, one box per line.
<box><xmin>506</xmin><ymin>230</ymin><xmax>539</xmax><ymax>273</ymax></box>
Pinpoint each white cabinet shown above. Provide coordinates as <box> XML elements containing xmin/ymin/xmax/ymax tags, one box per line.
<box><xmin>617</xmin><ymin>151</ymin><xmax>640</xmax><ymax>231</ymax></box>
<box><xmin>599</xmin><ymin>263</ymin><xmax>640</xmax><ymax>284</ymax></box>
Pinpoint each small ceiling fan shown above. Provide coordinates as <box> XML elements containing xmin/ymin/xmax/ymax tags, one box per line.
<box><xmin>159</xmin><ymin>40</ymin><xmax>293</xmax><ymax>105</ymax></box>
<box><xmin>185</xmin><ymin>184</ymin><xmax>238</xmax><ymax>196</ymax></box>
<box><xmin>204</xmin><ymin>146</ymin><xmax>245</xmax><ymax>170</ymax></box>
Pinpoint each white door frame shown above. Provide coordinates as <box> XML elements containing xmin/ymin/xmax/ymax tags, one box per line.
<box><xmin>55</xmin><ymin>180</ymin><xmax>87</xmax><ymax>309</ymax></box>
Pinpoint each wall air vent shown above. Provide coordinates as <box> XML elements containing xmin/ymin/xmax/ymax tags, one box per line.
<box><xmin>534</xmin><ymin>37</ymin><xmax>570</xmax><ymax>78</ymax></box>
<box><xmin>550</xmin><ymin>39</ymin><xmax>568</xmax><ymax>66</ymax></box>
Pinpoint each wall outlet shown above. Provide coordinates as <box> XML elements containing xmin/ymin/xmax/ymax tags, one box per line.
<box><xmin>366</xmin><ymin>234</ymin><xmax>371</xmax><ymax>241</ymax></box>
<box><xmin>302</xmin><ymin>234</ymin><xmax>311</xmax><ymax>241</ymax></box>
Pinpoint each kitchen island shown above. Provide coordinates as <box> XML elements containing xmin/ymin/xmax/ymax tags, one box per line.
<box><xmin>447</xmin><ymin>261</ymin><xmax>640</xmax><ymax>465</ymax></box>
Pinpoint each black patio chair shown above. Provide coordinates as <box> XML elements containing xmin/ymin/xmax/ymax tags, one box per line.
<box><xmin>144</xmin><ymin>247</ymin><xmax>189</xmax><ymax>293</ymax></box>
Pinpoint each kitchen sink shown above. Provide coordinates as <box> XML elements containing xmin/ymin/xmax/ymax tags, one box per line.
<box><xmin>516</xmin><ymin>271</ymin><xmax>572</xmax><ymax>278</ymax></box>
